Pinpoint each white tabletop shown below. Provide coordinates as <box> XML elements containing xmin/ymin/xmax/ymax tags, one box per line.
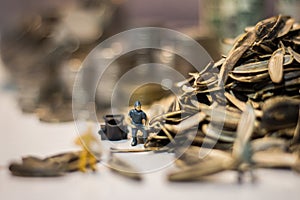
<box><xmin>1</xmin><ymin>66</ymin><xmax>300</xmax><ymax>200</ymax></box>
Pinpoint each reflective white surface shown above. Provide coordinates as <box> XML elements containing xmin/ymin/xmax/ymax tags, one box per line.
<box><xmin>1</xmin><ymin>72</ymin><xmax>300</xmax><ymax>200</ymax></box>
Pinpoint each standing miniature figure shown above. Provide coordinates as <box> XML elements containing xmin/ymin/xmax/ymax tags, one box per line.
<box><xmin>128</xmin><ymin>101</ymin><xmax>148</xmax><ymax>146</ymax></box>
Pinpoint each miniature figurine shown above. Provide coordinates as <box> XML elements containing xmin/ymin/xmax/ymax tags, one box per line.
<box><xmin>74</xmin><ymin>124</ymin><xmax>102</xmax><ymax>172</ymax></box>
<box><xmin>128</xmin><ymin>101</ymin><xmax>148</xmax><ymax>146</ymax></box>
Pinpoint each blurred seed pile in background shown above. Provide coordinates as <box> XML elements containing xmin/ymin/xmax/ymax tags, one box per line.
<box><xmin>0</xmin><ymin>0</ymin><xmax>120</xmax><ymax>122</ymax></box>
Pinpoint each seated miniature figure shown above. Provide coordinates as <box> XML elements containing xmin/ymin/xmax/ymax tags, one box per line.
<box><xmin>128</xmin><ymin>101</ymin><xmax>148</xmax><ymax>146</ymax></box>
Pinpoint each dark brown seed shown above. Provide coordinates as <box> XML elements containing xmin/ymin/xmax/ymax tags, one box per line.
<box><xmin>261</xmin><ymin>97</ymin><xmax>300</xmax><ymax>131</ymax></box>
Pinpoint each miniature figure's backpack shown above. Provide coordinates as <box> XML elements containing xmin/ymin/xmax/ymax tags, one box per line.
<box><xmin>98</xmin><ymin>114</ymin><xmax>128</xmax><ymax>141</ymax></box>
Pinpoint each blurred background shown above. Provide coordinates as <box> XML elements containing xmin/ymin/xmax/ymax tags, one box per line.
<box><xmin>0</xmin><ymin>0</ymin><xmax>299</xmax><ymax>122</ymax></box>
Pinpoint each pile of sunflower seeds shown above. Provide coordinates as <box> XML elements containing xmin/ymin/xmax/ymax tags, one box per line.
<box><xmin>145</xmin><ymin>15</ymin><xmax>300</xmax><ymax>182</ymax></box>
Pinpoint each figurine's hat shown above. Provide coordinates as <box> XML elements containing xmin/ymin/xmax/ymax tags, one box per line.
<box><xmin>134</xmin><ymin>101</ymin><xmax>141</xmax><ymax>107</ymax></box>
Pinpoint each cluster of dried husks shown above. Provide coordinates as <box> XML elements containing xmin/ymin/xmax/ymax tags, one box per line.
<box><xmin>145</xmin><ymin>15</ymin><xmax>300</xmax><ymax>182</ymax></box>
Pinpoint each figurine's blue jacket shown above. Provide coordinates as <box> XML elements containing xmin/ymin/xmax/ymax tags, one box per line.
<box><xmin>129</xmin><ymin>109</ymin><xmax>147</xmax><ymax>125</ymax></box>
